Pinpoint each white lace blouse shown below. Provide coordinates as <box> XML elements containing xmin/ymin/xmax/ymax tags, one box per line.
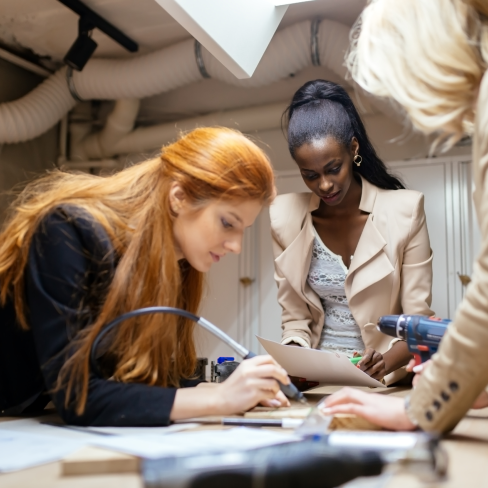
<box><xmin>306</xmin><ymin>228</ymin><xmax>365</xmax><ymax>357</ymax></box>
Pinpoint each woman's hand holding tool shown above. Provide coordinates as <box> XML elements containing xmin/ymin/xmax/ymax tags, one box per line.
<box><xmin>215</xmin><ymin>355</ymin><xmax>291</xmax><ymax>413</ymax></box>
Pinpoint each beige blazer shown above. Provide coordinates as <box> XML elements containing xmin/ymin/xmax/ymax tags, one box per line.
<box><xmin>270</xmin><ymin>176</ymin><xmax>434</xmax><ymax>385</ymax></box>
<box><xmin>410</xmin><ymin>72</ymin><xmax>488</xmax><ymax>432</ymax></box>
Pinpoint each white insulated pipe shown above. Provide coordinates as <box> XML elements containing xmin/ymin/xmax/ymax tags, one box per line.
<box><xmin>78</xmin><ymin>101</ymin><xmax>287</xmax><ymax>159</ymax></box>
<box><xmin>0</xmin><ymin>69</ymin><xmax>76</xmax><ymax>143</ymax></box>
<box><xmin>80</xmin><ymin>99</ymin><xmax>140</xmax><ymax>158</ymax></box>
<box><xmin>0</xmin><ymin>19</ymin><xmax>353</xmax><ymax>145</ymax></box>
<box><xmin>201</xmin><ymin>19</ymin><xmax>349</xmax><ymax>87</ymax></box>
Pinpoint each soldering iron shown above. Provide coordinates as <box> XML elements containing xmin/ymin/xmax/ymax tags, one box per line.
<box><xmin>377</xmin><ymin>314</ymin><xmax>451</xmax><ymax>366</ymax></box>
<box><xmin>90</xmin><ymin>306</ymin><xmax>307</xmax><ymax>404</ymax></box>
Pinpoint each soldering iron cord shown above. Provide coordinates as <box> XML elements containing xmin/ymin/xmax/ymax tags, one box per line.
<box><xmin>89</xmin><ymin>306</ymin><xmax>306</xmax><ymax>403</ymax></box>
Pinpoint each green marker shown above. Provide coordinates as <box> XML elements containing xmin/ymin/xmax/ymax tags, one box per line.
<box><xmin>350</xmin><ymin>356</ymin><xmax>362</xmax><ymax>365</ymax></box>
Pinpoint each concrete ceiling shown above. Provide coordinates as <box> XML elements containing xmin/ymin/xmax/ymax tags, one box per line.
<box><xmin>0</xmin><ymin>0</ymin><xmax>366</xmax><ymax>123</ymax></box>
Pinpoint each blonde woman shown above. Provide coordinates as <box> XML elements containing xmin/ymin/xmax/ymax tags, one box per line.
<box><xmin>323</xmin><ymin>0</ymin><xmax>488</xmax><ymax>433</ymax></box>
<box><xmin>0</xmin><ymin>127</ymin><xmax>291</xmax><ymax>425</ymax></box>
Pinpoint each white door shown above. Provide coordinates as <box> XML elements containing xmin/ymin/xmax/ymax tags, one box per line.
<box><xmin>196</xmin><ymin>253</ymin><xmax>242</xmax><ymax>362</ymax></box>
<box><xmin>256</xmin><ymin>173</ymin><xmax>309</xmax><ymax>353</ymax></box>
<box><xmin>195</xmin><ymin>172</ymin><xmax>308</xmax><ymax>360</ymax></box>
<box><xmin>388</xmin><ymin>160</ymin><xmax>451</xmax><ymax>317</ymax></box>
<box><xmin>389</xmin><ymin>157</ymin><xmax>478</xmax><ymax>318</ymax></box>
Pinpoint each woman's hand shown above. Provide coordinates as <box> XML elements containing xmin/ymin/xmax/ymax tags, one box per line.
<box><xmin>320</xmin><ymin>387</ymin><xmax>416</xmax><ymax>431</ymax></box>
<box><xmin>356</xmin><ymin>348</ymin><xmax>386</xmax><ymax>380</ymax></box>
<box><xmin>356</xmin><ymin>341</ymin><xmax>412</xmax><ymax>380</ymax></box>
<box><xmin>406</xmin><ymin>358</ymin><xmax>428</xmax><ymax>387</ymax></box>
<box><xmin>216</xmin><ymin>355</ymin><xmax>291</xmax><ymax>413</ymax></box>
<box><xmin>170</xmin><ymin>356</ymin><xmax>290</xmax><ymax>420</ymax></box>
<box><xmin>408</xmin><ymin>359</ymin><xmax>488</xmax><ymax>409</ymax></box>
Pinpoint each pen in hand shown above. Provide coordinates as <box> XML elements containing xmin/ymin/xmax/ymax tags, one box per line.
<box><xmin>350</xmin><ymin>356</ymin><xmax>362</xmax><ymax>366</ymax></box>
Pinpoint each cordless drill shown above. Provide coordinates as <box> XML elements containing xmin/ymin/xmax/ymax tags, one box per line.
<box><xmin>377</xmin><ymin>315</ymin><xmax>452</xmax><ymax>366</ymax></box>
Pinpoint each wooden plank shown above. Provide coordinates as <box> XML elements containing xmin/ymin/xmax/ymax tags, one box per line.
<box><xmin>245</xmin><ymin>407</ymin><xmax>311</xmax><ymax>419</ymax></box>
<box><xmin>62</xmin><ymin>447</ymin><xmax>139</xmax><ymax>476</ymax></box>
<box><xmin>329</xmin><ymin>414</ymin><xmax>382</xmax><ymax>431</ymax></box>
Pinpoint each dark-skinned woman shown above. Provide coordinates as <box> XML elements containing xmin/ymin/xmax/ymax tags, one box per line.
<box><xmin>270</xmin><ymin>80</ymin><xmax>434</xmax><ymax>385</ymax></box>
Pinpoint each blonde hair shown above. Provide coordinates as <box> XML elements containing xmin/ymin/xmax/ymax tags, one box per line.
<box><xmin>0</xmin><ymin>127</ymin><xmax>275</xmax><ymax>414</ymax></box>
<box><xmin>347</xmin><ymin>0</ymin><xmax>488</xmax><ymax>145</ymax></box>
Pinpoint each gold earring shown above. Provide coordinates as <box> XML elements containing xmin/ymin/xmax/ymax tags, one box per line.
<box><xmin>353</xmin><ymin>154</ymin><xmax>362</xmax><ymax>167</ymax></box>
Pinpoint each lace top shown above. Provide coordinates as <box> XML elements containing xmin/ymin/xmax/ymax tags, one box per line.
<box><xmin>307</xmin><ymin>228</ymin><xmax>365</xmax><ymax>357</ymax></box>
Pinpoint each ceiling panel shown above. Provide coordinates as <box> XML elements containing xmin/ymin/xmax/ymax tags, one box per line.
<box><xmin>0</xmin><ymin>0</ymin><xmax>365</xmax><ymax>64</ymax></box>
<box><xmin>0</xmin><ymin>0</ymin><xmax>190</xmax><ymax>63</ymax></box>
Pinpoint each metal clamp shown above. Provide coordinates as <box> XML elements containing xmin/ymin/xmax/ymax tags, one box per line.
<box><xmin>66</xmin><ymin>66</ymin><xmax>85</xmax><ymax>102</ymax></box>
<box><xmin>311</xmin><ymin>18</ymin><xmax>321</xmax><ymax>66</ymax></box>
<box><xmin>194</xmin><ymin>40</ymin><xmax>211</xmax><ymax>79</ymax></box>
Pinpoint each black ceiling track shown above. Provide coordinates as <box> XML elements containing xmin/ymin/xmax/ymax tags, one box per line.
<box><xmin>58</xmin><ymin>0</ymin><xmax>138</xmax><ymax>71</ymax></box>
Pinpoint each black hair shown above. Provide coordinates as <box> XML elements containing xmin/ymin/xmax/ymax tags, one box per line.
<box><xmin>284</xmin><ymin>80</ymin><xmax>404</xmax><ymax>190</ymax></box>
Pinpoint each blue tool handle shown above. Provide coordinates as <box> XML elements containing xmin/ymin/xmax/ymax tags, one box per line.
<box><xmin>244</xmin><ymin>351</ymin><xmax>307</xmax><ymax>404</ymax></box>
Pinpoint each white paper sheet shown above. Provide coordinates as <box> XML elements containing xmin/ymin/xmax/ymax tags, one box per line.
<box><xmin>258</xmin><ymin>337</ymin><xmax>384</xmax><ymax>388</ymax></box>
<box><xmin>0</xmin><ymin>418</ymin><xmax>199</xmax><ymax>438</ymax></box>
<box><xmin>75</xmin><ymin>423</ymin><xmax>201</xmax><ymax>436</ymax></box>
<box><xmin>91</xmin><ymin>427</ymin><xmax>299</xmax><ymax>459</ymax></box>
<box><xmin>0</xmin><ymin>418</ymin><xmax>200</xmax><ymax>471</ymax></box>
<box><xmin>328</xmin><ymin>432</ymin><xmax>421</xmax><ymax>450</ymax></box>
<box><xmin>0</xmin><ymin>430</ymin><xmax>84</xmax><ymax>472</ymax></box>
<box><xmin>0</xmin><ymin>418</ymin><xmax>95</xmax><ymax>440</ymax></box>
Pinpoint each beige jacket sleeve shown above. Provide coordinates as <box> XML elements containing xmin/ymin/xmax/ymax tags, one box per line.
<box><xmin>409</xmin><ymin>78</ymin><xmax>488</xmax><ymax>433</ymax></box>
<box><xmin>400</xmin><ymin>193</ymin><xmax>434</xmax><ymax>316</ymax></box>
<box><xmin>271</xmin><ymin>228</ymin><xmax>314</xmax><ymax>347</ymax></box>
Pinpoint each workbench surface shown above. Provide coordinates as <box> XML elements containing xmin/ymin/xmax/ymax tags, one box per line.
<box><xmin>1</xmin><ymin>386</ymin><xmax>487</xmax><ymax>488</ymax></box>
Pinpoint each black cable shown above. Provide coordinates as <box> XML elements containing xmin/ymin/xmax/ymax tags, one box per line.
<box><xmin>89</xmin><ymin>306</ymin><xmax>307</xmax><ymax>404</ymax></box>
<box><xmin>89</xmin><ymin>307</ymin><xmax>200</xmax><ymax>378</ymax></box>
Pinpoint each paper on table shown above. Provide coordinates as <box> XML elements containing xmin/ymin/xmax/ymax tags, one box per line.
<box><xmin>0</xmin><ymin>418</ymin><xmax>200</xmax><ymax>438</ymax></box>
<box><xmin>77</xmin><ymin>423</ymin><xmax>200</xmax><ymax>436</ymax></box>
<box><xmin>91</xmin><ymin>427</ymin><xmax>298</xmax><ymax>459</ymax></box>
<box><xmin>328</xmin><ymin>431</ymin><xmax>422</xmax><ymax>450</ymax></box>
<box><xmin>258</xmin><ymin>337</ymin><xmax>384</xmax><ymax>388</ymax></box>
<box><xmin>0</xmin><ymin>430</ymin><xmax>84</xmax><ymax>472</ymax></box>
<box><xmin>0</xmin><ymin>418</ymin><xmax>94</xmax><ymax>440</ymax></box>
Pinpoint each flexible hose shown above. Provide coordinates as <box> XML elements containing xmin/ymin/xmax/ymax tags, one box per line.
<box><xmin>0</xmin><ymin>20</ymin><xmax>352</xmax><ymax>144</ymax></box>
<box><xmin>89</xmin><ymin>306</ymin><xmax>306</xmax><ymax>403</ymax></box>
<box><xmin>0</xmin><ymin>68</ymin><xmax>76</xmax><ymax>144</ymax></box>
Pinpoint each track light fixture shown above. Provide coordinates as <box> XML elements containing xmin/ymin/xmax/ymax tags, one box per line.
<box><xmin>58</xmin><ymin>0</ymin><xmax>138</xmax><ymax>71</ymax></box>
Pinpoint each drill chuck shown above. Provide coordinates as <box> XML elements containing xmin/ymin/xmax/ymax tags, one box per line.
<box><xmin>377</xmin><ymin>315</ymin><xmax>407</xmax><ymax>340</ymax></box>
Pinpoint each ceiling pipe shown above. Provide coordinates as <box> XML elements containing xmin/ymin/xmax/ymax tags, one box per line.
<box><xmin>0</xmin><ymin>19</ymin><xmax>385</xmax><ymax>146</ymax></box>
<box><xmin>0</xmin><ymin>48</ymin><xmax>52</xmax><ymax>78</ymax></box>
<box><xmin>73</xmin><ymin>100</ymin><xmax>286</xmax><ymax>159</ymax></box>
<box><xmin>77</xmin><ymin>99</ymin><xmax>140</xmax><ymax>159</ymax></box>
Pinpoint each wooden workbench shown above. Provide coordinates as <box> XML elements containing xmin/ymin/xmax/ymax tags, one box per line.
<box><xmin>1</xmin><ymin>386</ymin><xmax>488</xmax><ymax>488</ymax></box>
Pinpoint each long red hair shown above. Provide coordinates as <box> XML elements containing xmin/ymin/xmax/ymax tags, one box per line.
<box><xmin>0</xmin><ymin>127</ymin><xmax>275</xmax><ymax>414</ymax></box>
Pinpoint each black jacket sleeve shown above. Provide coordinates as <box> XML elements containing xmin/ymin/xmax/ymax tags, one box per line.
<box><xmin>25</xmin><ymin>209</ymin><xmax>187</xmax><ymax>426</ymax></box>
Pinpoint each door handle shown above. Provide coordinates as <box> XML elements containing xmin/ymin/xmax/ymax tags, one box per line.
<box><xmin>457</xmin><ymin>272</ymin><xmax>471</xmax><ymax>286</ymax></box>
<box><xmin>239</xmin><ymin>277</ymin><xmax>254</xmax><ymax>287</ymax></box>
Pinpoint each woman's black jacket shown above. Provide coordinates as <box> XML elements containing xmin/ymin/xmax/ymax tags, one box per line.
<box><xmin>0</xmin><ymin>207</ymin><xmax>201</xmax><ymax>425</ymax></box>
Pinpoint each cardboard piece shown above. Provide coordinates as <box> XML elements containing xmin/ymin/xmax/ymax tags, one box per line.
<box><xmin>258</xmin><ymin>337</ymin><xmax>384</xmax><ymax>388</ymax></box>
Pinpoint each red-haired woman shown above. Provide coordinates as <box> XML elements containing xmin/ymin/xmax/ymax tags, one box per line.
<box><xmin>0</xmin><ymin>127</ymin><xmax>291</xmax><ymax>425</ymax></box>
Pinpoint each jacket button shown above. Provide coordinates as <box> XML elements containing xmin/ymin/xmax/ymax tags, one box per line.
<box><xmin>449</xmin><ymin>381</ymin><xmax>459</xmax><ymax>392</ymax></box>
<box><xmin>441</xmin><ymin>391</ymin><xmax>450</xmax><ymax>401</ymax></box>
<box><xmin>425</xmin><ymin>411</ymin><xmax>433</xmax><ymax>421</ymax></box>
<box><xmin>433</xmin><ymin>400</ymin><xmax>441</xmax><ymax>410</ymax></box>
